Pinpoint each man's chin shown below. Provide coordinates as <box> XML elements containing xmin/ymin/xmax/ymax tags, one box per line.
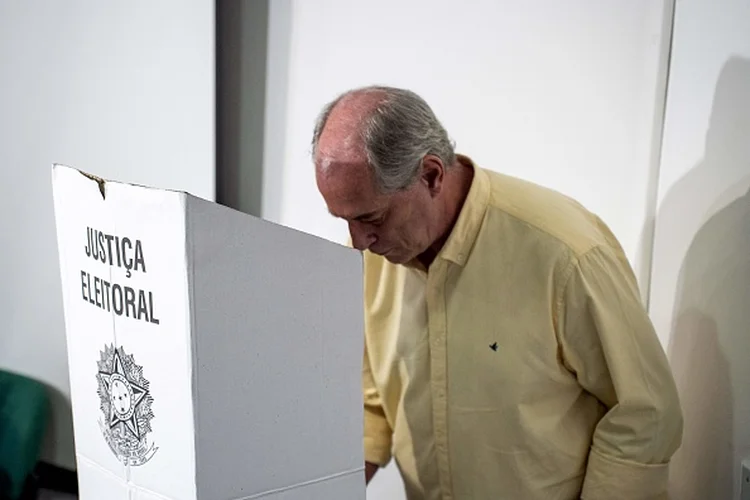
<box><xmin>370</xmin><ymin>248</ymin><xmax>412</xmax><ymax>265</ymax></box>
<box><xmin>382</xmin><ymin>251</ymin><xmax>411</xmax><ymax>265</ymax></box>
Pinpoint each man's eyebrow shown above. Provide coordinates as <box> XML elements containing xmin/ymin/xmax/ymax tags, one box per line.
<box><xmin>327</xmin><ymin>208</ymin><xmax>378</xmax><ymax>221</ymax></box>
<box><xmin>353</xmin><ymin>211</ymin><xmax>378</xmax><ymax>221</ymax></box>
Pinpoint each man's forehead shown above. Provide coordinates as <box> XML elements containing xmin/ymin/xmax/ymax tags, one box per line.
<box><xmin>316</xmin><ymin>161</ymin><xmax>384</xmax><ymax>221</ymax></box>
<box><xmin>315</xmin><ymin>91</ymin><xmax>389</xmax><ymax>220</ymax></box>
<box><xmin>321</xmin><ymin>165</ymin><xmax>376</xmax><ymax>201</ymax></box>
<box><xmin>317</xmin><ymin>154</ymin><xmax>365</xmax><ymax>174</ymax></box>
<box><xmin>316</xmin><ymin>122</ymin><xmax>365</xmax><ymax>165</ymax></box>
<box><xmin>316</xmin><ymin>90</ymin><xmax>383</xmax><ymax>158</ymax></box>
<box><xmin>315</xmin><ymin>117</ymin><xmax>373</xmax><ymax>185</ymax></box>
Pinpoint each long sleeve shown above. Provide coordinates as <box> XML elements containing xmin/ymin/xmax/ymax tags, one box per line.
<box><xmin>557</xmin><ymin>245</ymin><xmax>683</xmax><ymax>499</ymax></box>
<box><xmin>346</xmin><ymin>235</ymin><xmax>394</xmax><ymax>467</ymax></box>
<box><xmin>363</xmin><ymin>339</ymin><xmax>393</xmax><ymax>466</ymax></box>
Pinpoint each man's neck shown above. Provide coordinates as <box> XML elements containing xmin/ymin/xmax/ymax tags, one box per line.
<box><xmin>417</xmin><ymin>159</ymin><xmax>475</xmax><ymax>269</ymax></box>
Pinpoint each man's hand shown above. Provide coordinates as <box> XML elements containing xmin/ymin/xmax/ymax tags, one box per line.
<box><xmin>365</xmin><ymin>462</ymin><xmax>379</xmax><ymax>484</ymax></box>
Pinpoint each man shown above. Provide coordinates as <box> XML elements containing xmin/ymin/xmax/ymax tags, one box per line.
<box><xmin>312</xmin><ymin>85</ymin><xmax>683</xmax><ymax>499</ymax></box>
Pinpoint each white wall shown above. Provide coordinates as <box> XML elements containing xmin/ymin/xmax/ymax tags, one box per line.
<box><xmin>648</xmin><ymin>0</ymin><xmax>750</xmax><ymax>498</ymax></box>
<box><xmin>0</xmin><ymin>1</ymin><xmax>215</xmax><ymax>469</ymax></box>
<box><xmin>263</xmin><ymin>1</ymin><xmax>673</xmax><ymax>497</ymax></box>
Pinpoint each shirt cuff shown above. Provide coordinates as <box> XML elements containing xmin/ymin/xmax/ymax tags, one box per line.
<box><xmin>363</xmin><ymin>407</ymin><xmax>392</xmax><ymax>466</ymax></box>
<box><xmin>581</xmin><ymin>447</ymin><xmax>670</xmax><ymax>500</ymax></box>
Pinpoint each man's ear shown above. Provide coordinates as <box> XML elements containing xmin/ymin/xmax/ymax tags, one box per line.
<box><xmin>420</xmin><ymin>155</ymin><xmax>445</xmax><ymax>196</ymax></box>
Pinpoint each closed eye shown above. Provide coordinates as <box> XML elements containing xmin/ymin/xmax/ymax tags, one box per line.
<box><xmin>356</xmin><ymin>211</ymin><xmax>384</xmax><ymax>224</ymax></box>
<box><xmin>363</xmin><ymin>215</ymin><xmax>385</xmax><ymax>226</ymax></box>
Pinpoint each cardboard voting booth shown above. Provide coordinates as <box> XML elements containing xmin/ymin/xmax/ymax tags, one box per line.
<box><xmin>51</xmin><ymin>165</ymin><xmax>366</xmax><ymax>500</ymax></box>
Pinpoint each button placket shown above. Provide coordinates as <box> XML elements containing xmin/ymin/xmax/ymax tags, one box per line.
<box><xmin>426</xmin><ymin>260</ymin><xmax>452</xmax><ymax>499</ymax></box>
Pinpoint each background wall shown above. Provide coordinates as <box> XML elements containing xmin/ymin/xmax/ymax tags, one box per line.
<box><xmin>0</xmin><ymin>1</ymin><xmax>215</xmax><ymax>469</ymax></box>
<box><xmin>6</xmin><ymin>1</ymin><xmax>745</xmax><ymax>497</ymax></box>
<box><xmin>648</xmin><ymin>0</ymin><xmax>750</xmax><ymax>498</ymax></box>
<box><xmin>262</xmin><ymin>1</ymin><xmax>674</xmax><ymax>497</ymax></box>
<box><xmin>263</xmin><ymin>0</ymin><xmax>673</xmax><ymax>294</ymax></box>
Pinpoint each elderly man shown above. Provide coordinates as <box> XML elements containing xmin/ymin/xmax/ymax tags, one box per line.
<box><xmin>312</xmin><ymin>85</ymin><xmax>682</xmax><ymax>500</ymax></box>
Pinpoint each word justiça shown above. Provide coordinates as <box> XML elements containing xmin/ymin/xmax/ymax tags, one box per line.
<box><xmin>84</xmin><ymin>227</ymin><xmax>146</xmax><ymax>278</ymax></box>
<box><xmin>81</xmin><ymin>226</ymin><xmax>159</xmax><ymax>325</ymax></box>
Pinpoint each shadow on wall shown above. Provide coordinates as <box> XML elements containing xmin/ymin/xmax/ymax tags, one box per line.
<box><xmin>656</xmin><ymin>56</ymin><xmax>750</xmax><ymax>500</ymax></box>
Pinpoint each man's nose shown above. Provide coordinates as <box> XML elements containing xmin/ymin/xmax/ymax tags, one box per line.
<box><xmin>349</xmin><ymin>221</ymin><xmax>377</xmax><ymax>251</ymax></box>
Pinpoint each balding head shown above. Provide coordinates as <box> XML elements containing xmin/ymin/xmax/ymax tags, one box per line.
<box><xmin>312</xmin><ymin>86</ymin><xmax>456</xmax><ymax>193</ymax></box>
<box><xmin>314</xmin><ymin>88</ymin><xmax>385</xmax><ymax>164</ymax></box>
<box><xmin>312</xmin><ymin>86</ymin><xmax>466</xmax><ymax>266</ymax></box>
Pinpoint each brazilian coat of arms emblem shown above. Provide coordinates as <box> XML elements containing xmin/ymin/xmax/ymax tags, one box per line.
<box><xmin>96</xmin><ymin>344</ymin><xmax>157</xmax><ymax>465</ymax></box>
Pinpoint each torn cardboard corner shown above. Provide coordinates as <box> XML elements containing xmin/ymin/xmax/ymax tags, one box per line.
<box><xmin>51</xmin><ymin>164</ymin><xmax>366</xmax><ymax>500</ymax></box>
<box><xmin>78</xmin><ymin>170</ymin><xmax>107</xmax><ymax>199</ymax></box>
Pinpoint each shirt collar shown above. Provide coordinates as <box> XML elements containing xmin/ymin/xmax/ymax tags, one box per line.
<box><xmin>436</xmin><ymin>154</ymin><xmax>490</xmax><ymax>267</ymax></box>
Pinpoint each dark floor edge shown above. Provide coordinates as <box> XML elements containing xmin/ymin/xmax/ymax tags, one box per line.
<box><xmin>33</xmin><ymin>462</ymin><xmax>78</xmax><ymax>494</ymax></box>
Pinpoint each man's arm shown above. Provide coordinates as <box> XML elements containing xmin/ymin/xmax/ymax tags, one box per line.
<box><xmin>362</xmin><ymin>338</ymin><xmax>393</xmax><ymax>485</ymax></box>
<box><xmin>557</xmin><ymin>245</ymin><xmax>683</xmax><ymax>500</ymax></box>
<box><xmin>351</xmin><ymin>238</ymin><xmax>392</xmax><ymax>486</ymax></box>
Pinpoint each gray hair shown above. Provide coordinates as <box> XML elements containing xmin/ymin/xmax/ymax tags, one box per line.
<box><xmin>311</xmin><ymin>86</ymin><xmax>456</xmax><ymax>193</ymax></box>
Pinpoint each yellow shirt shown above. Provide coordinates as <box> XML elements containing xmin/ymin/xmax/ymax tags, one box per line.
<box><xmin>361</xmin><ymin>158</ymin><xmax>683</xmax><ymax>499</ymax></box>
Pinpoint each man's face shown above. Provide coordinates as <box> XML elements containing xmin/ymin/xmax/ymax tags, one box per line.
<box><xmin>316</xmin><ymin>160</ymin><xmax>435</xmax><ymax>265</ymax></box>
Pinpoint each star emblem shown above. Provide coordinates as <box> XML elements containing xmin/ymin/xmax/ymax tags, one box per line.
<box><xmin>98</xmin><ymin>349</ymin><xmax>149</xmax><ymax>440</ymax></box>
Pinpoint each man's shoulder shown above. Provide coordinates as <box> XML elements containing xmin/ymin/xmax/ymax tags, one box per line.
<box><xmin>481</xmin><ymin>168</ymin><xmax>613</xmax><ymax>258</ymax></box>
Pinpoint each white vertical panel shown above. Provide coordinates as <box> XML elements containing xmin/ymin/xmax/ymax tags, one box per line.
<box><xmin>649</xmin><ymin>0</ymin><xmax>750</xmax><ymax>498</ymax></box>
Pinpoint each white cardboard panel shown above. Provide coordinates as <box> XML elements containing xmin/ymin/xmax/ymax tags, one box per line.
<box><xmin>53</xmin><ymin>166</ymin><xmax>198</xmax><ymax>499</ymax></box>
<box><xmin>52</xmin><ymin>165</ymin><xmax>365</xmax><ymax>499</ymax></box>
<box><xmin>102</xmin><ymin>182</ymin><xmax>196</xmax><ymax>500</ymax></box>
<box><xmin>78</xmin><ymin>456</ymin><xmax>177</xmax><ymax>500</ymax></box>
<box><xmin>187</xmin><ymin>196</ymin><xmax>365</xmax><ymax>499</ymax></box>
<box><xmin>76</xmin><ymin>457</ymin><xmax>130</xmax><ymax>500</ymax></box>
<box><xmin>258</xmin><ymin>471</ymin><xmax>366</xmax><ymax>499</ymax></box>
